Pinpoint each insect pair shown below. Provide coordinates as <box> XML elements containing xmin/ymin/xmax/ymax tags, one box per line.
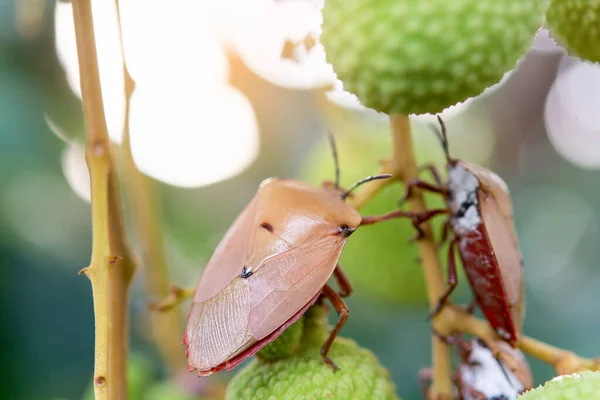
<box><xmin>182</xmin><ymin>117</ymin><xmax>524</xmax><ymax>376</ymax></box>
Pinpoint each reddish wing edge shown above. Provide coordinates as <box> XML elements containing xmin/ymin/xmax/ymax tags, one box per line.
<box><xmin>458</xmin><ymin>224</ymin><xmax>518</xmax><ymax>346</ymax></box>
<box><xmin>184</xmin><ymin>292</ymin><xmax>321</xmax><ymax>376</ymax></box>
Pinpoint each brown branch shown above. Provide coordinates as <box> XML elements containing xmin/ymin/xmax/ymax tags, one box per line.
<box><xmin>72</xmin><ymin>0</ymin><xmax>135</xmax><ymax>398</ymax></box>
<box><xmin>389</xmin><ymin>114</ymin><xmax>453</xmax><ymax>399</ymax></box>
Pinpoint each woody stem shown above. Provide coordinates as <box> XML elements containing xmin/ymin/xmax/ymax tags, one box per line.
<box><xmin>72</xmin><ymin>0</ymin><xmax>135</xmax><ymax>398</ymax></box>
<box><xmin>389</xmin><ymin>114</ymin><xmax>453</xmax><ymax>399</ymax></box>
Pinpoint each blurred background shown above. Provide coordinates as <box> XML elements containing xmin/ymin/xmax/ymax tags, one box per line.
<box><xmin>1</xmin><ymin>1</ymin><xmax>599</xmax><ymax>399</ymax></box>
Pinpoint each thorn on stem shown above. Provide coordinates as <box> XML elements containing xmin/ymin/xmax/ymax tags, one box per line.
<box><xmin>91</xmin><ymin>140</ymin><xmax>106</xmax><ymax>157</ymax></box>
<box><xmin>108</xmin><ymin>255</ymin><xmax>123</xmax><ymax>267</ymax></box>
<box><xmin>78</xmin><ymin>267</ymin><xmax>90</xmax><ymax>277</ymax></box>
<box><xmin>169</xmin><ymin>284</ymin><xmax>184</xmax><ymax>296</ymax></box>
<box><xmin>94</xmin><ymin>376</ymin><xmax>106</xmax><ymax>387</ymax></box>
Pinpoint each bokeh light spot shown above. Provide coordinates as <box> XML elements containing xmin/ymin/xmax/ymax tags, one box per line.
<box><xmin>128</xmin><ymin>83</ymin><xmax>259</xmax><ymax>188</ymax></box>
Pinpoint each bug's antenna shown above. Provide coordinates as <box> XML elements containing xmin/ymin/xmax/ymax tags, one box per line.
<box><xmin>327</xmin><ymin>130</ymin><xmax>341</xmax><ymax>189</ymax></box>
<box><xmin>341</xmin><ymin>174</ymin><xmax>392</xmax><ymax>200</ymax></box>
<box><xmin>429</xmin><ymin>115</ymin><xmax>451</xmax><ymax>163</ymax></box>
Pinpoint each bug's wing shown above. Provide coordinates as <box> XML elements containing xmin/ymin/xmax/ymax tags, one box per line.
<box><xmin>185</xmin><ymin>234</ymin><xmax>345</xmax><ymax>373</ymax></box>
<box><xmin>247</xmin><ymin>235</ymin><xmax>345</xmax><ymax>339</ymax></box>
<box><xmin>480</xmin><ymin>193</ymin><xmax>525</xmax><ymax>332</ymax></box>
<box><xmin>186</xmin><ymin>278</ymin><xmax>255</xmax><ymax>373</ymax></box>
<box><xmin>194</xmin><ymin>196</ymin><xmax>258</xmax><ymax>303</ymax></box>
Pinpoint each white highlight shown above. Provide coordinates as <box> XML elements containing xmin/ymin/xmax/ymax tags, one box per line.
<box><xmin>117</xmin><ymin>0</ymin><xmax>229</xmax><ymax>88</ymax></box>
<box><xmin>545</xmin><ymin>58</ymin><xmax>600</xmax><ymax>169</ymax></box>
<box><xmin>128</xmin><ymin>84</ymin><xmax>259</xmax><ymax>188</ymax></box>
<box><xmin>461</xmin><ymin>341</ymin><xmax>524</xmax><ymax>400</ymax></box>
<box><xmin>448</xmin><ymin>164</ymin><xmax>481</xmax><ymax>234</ymax></box>
<box><xmin>54</xmin><ymin>0</ymin><xmax>125</xmax><ymax>143</ymax></box>
<box><xmin>531</xmin><ymin>27</ymin><xmax>564</xmax><ymax>54</ymax></box>
<box><xmin>54</xmin><ymin>0</ymin><xmax>260</xmax><ymax>189</ymax></box>
<box><xmin>234</xmin><ymin>0</ymin><xmax>334</xmax><ymax>89</ymax></box>
<box><xmin>61</xmin><ymin>141</ymin><xmax>91</xmax><ymax>202</ymax></box>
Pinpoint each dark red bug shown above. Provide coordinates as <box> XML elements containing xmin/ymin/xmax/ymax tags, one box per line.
<box><xmin>402</xmin><ymin>116</ymin><xmax>525</xmax><ymax>346</ymax></box>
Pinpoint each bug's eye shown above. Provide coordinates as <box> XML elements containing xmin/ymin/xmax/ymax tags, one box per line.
<box><xmin>339</xmin><ymin>224</ymin><xmax>354</xmax><ymax>237</ymax></box>
<box><xmin>260</xmin><ymin>222</ymin><xmax>274</xmax><ymax>232</ymax></box>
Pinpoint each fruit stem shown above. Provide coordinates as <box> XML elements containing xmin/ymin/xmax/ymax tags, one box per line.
<box><xmin>71</xmin><ymin>0</ymin><xmax>136</xmax><ymax>398</ymax></box>
<box><xmin>389</xmin><ymin>114</ymin><xmax>453</xmax><ymax>399</ymax></box>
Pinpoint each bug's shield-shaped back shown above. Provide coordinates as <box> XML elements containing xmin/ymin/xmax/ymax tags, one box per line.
<box><xmin>185</xmin><ymin>234</ymin><xmax>346</xmax><ymax>374</ymax></box>
<box><xmin>194</xmin><ymin>196</ymin><xmax>259</xmax><ymax>304</ymax></box>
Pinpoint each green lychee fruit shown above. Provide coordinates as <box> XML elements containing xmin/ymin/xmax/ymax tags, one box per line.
<box><xmin>546</xmin><ymin>0</ymin><xmax>600</xmax><ymax>63</ymax></box>
<box><xmin>518</xmin><ymin>371</ymin><xmax>600</xmax><ymax>400</ymax></box>
<box><xmin>226</xmin><ymin>305</ymin><xmax>400</xmax><ymax>400</ymax></box>
<box><xmin>257</xmin><ymin>316</ymin><xmax>305</xmax><ymax>361</ymax></box>
<box><xmin>321</xmin><ymin>0</ymin><xmax>548</xmax><ymax>115</ymax></box>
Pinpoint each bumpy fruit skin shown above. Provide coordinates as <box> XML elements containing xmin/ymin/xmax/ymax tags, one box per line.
<box><xmin>546</xmin><ymin>0</ymin><xmax>600</xmax><ymax>63</ymax></box>
<box><xmin>321</xmin><ymin>0</ymin><xmax>548</xmax><ymax>115</ymax></box>
<box><xmin>518</xmin><ymin>371</ymin><xmax>600</xmax><ymax>400</ymax></box>
<box><xmin>226</xmin><ymin>306</ymin><xmax>400</xmax><ymax>400</ymax></box>
<box><xmin>257</xmin><ymin>316</ymin><xmax>305</xmax><ymax>362</ymax></box>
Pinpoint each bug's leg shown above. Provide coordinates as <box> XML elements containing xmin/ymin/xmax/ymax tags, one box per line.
<box><xmin>417</xmin><ymin>368</ymin><xmax>433</xmax><ymax>399</ymax></box>
<box><xmin>454</xmin><ymin>334</ymin><xmax>472</xmax><ymax>364</ymax></box>
<box><xmin>408</xmin><ymin>208</ymin><xmax>451</xmax><ymax>242</ymax></box>
<box><xmin>360</xmin><ymin>210</ymin><xmax>415</xmax><ymax>226</ymax></box>
<box><xmin>428</xmin><ymin>239</ymin><xmax>458</xmax><ymax>319</ymax></box>
<box><xmin>398</xmin><ymin>179</ymin><xmax>449</xmax><ymax>206</ymax></box>
<box><xmin>430</xmin><ymin>327</ymin><xmax>456</xmax><ymax>345</ymax></box>
<box><xmin>421</xmin><ymin>164</ymin><xmax>444</xmax><ymax>186</ymax></box>
<box><xmin>463</xmin><ymin>296</ymin><xmax>478</xmax><ymax>315</ymax></box>
<box><xmin>148</xmin><ymin>285</ymin><xmax>195</xmax><ymax>312</ymax></box>
<box><xmin>437</xmin><ymin>216</ymin><xmax>452</xmax><ymax>248</ymax></box>
<box><xmin>333</xmin><ymin>265</ymin><xmax>352</xmax><ymax>298</ymax></box>
<box><xmin>320</xmin><ymin>285</ymin><xmax>349</xmax><ymax>371</ymax></box>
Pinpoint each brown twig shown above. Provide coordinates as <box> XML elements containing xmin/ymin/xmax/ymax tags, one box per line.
<box><xmin>72</xmin><ymin>0</ymin><xmax>135</xmax><ymax>398</ymax></box>
<box><xmin>111</xmin><ymin>0</ymin><xmax>187</xmax><ymax>374</ymax></box>
<box><xmin>149</xmin><ymin>285</ymin><xmax>197</xmax><ymax>313</ymax></box>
